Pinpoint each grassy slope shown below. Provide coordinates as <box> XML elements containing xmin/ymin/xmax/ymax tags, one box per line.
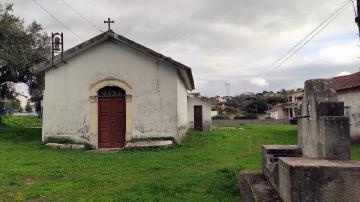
<box><xmin>0</xmin><ymin>117</ymin><xmax>359</xmax><ymax>201</ymax></box>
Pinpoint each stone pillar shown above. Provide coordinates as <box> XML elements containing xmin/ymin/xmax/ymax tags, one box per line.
<box><xmin>298</xmin><ymin>79</ymin><xmax>350</xmax><ymax>160</ymax></box>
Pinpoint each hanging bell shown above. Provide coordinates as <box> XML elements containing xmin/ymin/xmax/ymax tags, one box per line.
<box><xmin>54</xmin><ymin>36</ymin><xmax>61</xmax><ymax>51</ymax></box>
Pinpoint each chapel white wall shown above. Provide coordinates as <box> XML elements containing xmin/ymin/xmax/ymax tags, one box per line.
<box><xmin>42</xmin><ymin>40</ymin><xmax>180</xmax><ymax>142</ymax></box>
<box><xmin>337</xmin><ymin>92</ymin><xmax>360</xmax><ymax>142</ymax></box>
<box><xmin>187</xmin><ymin>96</ymin><xmax>212</xmax><ymax>131</ymax></box>
<box><xmin>176</xmin><ymin>73</ymin><xmax>188</xmax><ymax>141</ymax></box>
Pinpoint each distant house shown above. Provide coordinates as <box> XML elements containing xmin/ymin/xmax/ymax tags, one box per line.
<box><xmin>332</xmin><ymin>72</ymin><xmax>360</xmax><ymax>142</ymax></box>
<box><xmin>265</xmin><ymin>91</ymin><xmax>304</xmax><ymax>120</ymax></box>
<box><xmin>266</xmin><ymin>107</ymin><xmax>280</xmax><ymax>119</ymax></box>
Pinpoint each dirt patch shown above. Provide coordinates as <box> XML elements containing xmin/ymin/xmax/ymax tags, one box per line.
<box><xmin>24</xmin><ymin>178</ymin><xmax>36</xmax><ymax>186</ymax></box>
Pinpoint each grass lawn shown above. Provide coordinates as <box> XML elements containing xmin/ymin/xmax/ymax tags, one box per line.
<box><xmin>0</xmin><ymin>117</ymin><xmax>359</xmax><ymax>201</ymax></box>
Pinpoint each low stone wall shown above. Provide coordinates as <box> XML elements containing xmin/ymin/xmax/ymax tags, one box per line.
<box><xmin>212</xmin><ymin>119</ymin><xmax>289</xmax><ymax>127</ymax></box>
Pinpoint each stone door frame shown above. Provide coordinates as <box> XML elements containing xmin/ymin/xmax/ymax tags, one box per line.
<box><xmin>89</xmin><ymin>78</ymin><xmax>132</xmax><ymax>149</ymax></box>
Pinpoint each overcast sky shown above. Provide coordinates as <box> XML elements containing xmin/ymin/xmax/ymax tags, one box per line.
<box><xmin>4</xmin><ymin>0</ymin><xmax>360</xmax><ymax>96</ymax></box>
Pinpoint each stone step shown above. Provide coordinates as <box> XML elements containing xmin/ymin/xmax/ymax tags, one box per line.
<box><xmin>237</xmin><ymin>171</ymin><xmax>282</xmax><ymax>202</ymax></box>
<box><xmin>45</xmin><ymin>143</ymin><xmax>84</xmax><ymax>149</ymax></box>
<box><xmin>124</xmin><ymin>140</ymin><xmax>173</xmax><ymax>150</ymax></box>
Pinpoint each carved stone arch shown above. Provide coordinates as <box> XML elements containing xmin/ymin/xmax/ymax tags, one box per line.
<box><xmin>89</xmin><ymin>78</ymin><xmax>133</xmax><ymax>149</ymax></box>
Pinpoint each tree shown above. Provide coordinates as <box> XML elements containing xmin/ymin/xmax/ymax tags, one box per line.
<box><xmin>25</xmin><ymin>100</ymin><xmax>32</xmax><ymax>113</ymax></box>
<box><xmin>0</xmin><ymin>3</ymin><xmax>50</xmax><ymax>114</ymax></box>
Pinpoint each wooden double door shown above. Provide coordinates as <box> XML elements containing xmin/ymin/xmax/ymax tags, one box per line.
<box><xmin>98</xmin><ymin>97</ymin><xmax>126</xmax><ymax>148</ymax></box>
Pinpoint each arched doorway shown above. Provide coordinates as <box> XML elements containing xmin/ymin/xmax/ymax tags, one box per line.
<box><xmin>97</xmin><ymin>86</ymin><xmax>126</xmax><ymax>148</ymax></box>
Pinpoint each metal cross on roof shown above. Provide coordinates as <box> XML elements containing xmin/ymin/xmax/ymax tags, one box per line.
<box><xmin>104</xmin><ymin>17</ymin><xmax>114</xmax><ymax>30</ymax></box>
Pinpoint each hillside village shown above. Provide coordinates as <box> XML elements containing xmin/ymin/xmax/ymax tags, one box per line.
<box><xmin>208</xmin><ymin>73</ymin><xmax>358</xmax><ymax>127</ymax></box>
<box><xmin>1</xmin><ymin>1</ymin><xmax>360</xmax><ymax>201</ymax></box>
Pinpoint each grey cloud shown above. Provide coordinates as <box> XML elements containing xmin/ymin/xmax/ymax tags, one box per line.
<box><xmin>4</xmin><ymin>0</ymin><xmax>359</xmax><ymax>96</ymax></box>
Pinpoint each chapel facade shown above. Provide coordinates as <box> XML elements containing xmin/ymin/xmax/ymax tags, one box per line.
<box><xmin>33</xmin><ymin>30</ymin><xmax>211</xmax><ymax>149</ymax></box>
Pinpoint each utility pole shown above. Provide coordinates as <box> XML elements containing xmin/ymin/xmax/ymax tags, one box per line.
<box><xmin>225</xmin><ymin>82</ymin><xmax>231</xmax><ymax>97</ymax></box>
<box><xmin>355</xmin><ymin>0</ymin><xmax>360</xmax><ymax>37</ymax></box>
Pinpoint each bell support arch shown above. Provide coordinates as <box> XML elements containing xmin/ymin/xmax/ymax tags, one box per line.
<box><xmin>89</xmin><ymin>79</ymin><xmax>132</xmax><ymax>149</ymax></box>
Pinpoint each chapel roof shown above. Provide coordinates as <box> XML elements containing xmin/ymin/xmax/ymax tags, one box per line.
<box><xmin>332</xmin><ymin>71</ymin><xmax>360</xmax><ymax>92</ymax></box>
<box><xmin>32</xmin><ymin>30</ymin><xmax>195</xmax><ymax>90</ymax></box>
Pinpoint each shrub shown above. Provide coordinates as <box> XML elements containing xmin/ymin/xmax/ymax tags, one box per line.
<box><xmin>84</xmin><ymin>142</ymin><xmax>95</xmax><ymax>150</ymax></box>
<box><xmin>212</xmin><ymin>115</ymin><xmax>230</xmax><ymax>120</ymax></box>
<box><xmin>1</xmin><ymin>116</ymin><xmax>41</xmax><ymax>128</ymax></box>
<box><xmin>234</xmin><ymin>113</ymin><xmax>257</xmax><ymax>119</ymax></box>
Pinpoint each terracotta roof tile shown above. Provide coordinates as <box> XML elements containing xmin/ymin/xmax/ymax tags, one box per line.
<box><xmin>332</xmin><ymin>72</ymin><xmax>360</xmax><ymax>91</ymax></box>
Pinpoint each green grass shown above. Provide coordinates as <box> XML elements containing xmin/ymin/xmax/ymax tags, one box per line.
<box><xmin>0</xmin><ymin>117</ymin><xmax>359</xmax><ymax>201</ymax></box>
<box><xmin>352</xmin><ymin>144</ymin><xmax>360</xmax><ymax>160</ymax></box>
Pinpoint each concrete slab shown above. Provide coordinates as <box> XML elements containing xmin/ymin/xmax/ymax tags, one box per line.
<box><xmin>262</xmin><ymin>145</ymin><xmax>302</xmax><ymax>191</ymax></box>
<box><xmin>279</xmin><ymin>157</ymin><xmax>360</xmax><ymax>168</ymax></box>
<box><xmin>124</xmin><ymin>140</ymin><xmax>173</xmax><ymax>149</ymax></box>
<box><xmin>237</xmin><ymin>171</ymin><xmax>282</xmax><ymax>202</ymax></box>
<box><xmin>88</xmin><ymin>148</ymin><xmax>123</xmax><ymax>153</ymax></box>
<box><xmin>46</xmin><ymin>143</ymin><xmax>84</xmax><ymax>149</ymax></box>
<box><xmin>278</xmin><ymin>157</ymin><xmax>360</xmax><ymax>202</ymax></box>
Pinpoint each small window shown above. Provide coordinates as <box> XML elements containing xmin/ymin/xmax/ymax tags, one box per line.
<box><xmin>98</xmin><ymin>86</ymin><xmax>125</xmax><ymax>97</ymax></box>
<box><xmin>344</xmin><ymin>106</ymin><xmax>351</xmax><ymax>117</ymax></box>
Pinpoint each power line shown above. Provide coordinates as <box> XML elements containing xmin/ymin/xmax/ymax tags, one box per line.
<box><xmin>268</xmin><ymin>0</ymin><xmax>351</xmax><ymax>73</ymax></box>
<box><xmin>272</xmin><ymin>11</ymin><xmax>347</xmax><ymax>71</ymax></box>
<box><xmin>269</xmin><ymin>0</ymin><xmax>350</xmax><ymax>69</ymax></box>
<box><xmin>270</xmin><ymin>1</ymin><xmax>351</xmax><ymax>73</ymax></box>
<box><xmin>32</xmin><ymin>0</ymin><xmax>82</xmax><ymax>41</ymax></box>
<box><xmin>262</xmin><ymin>0</ymin><xmax>352</xmax><ymax>76</ymax></box>
<box><xmin>58</xmin><ymin>0</ymin><xmax>104</xmax><ymax>33</ymax></box>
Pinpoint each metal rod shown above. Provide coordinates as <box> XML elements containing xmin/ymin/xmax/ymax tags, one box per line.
<box><xmin>61</xmin><ymin>32</ymin><xmax>64</xmax><ymax>60</ymax></box>
<box><xmin>51</xmin><ymin>32</ymin><xmax>54</xmax><ymax>67</ymax></box>
<box><xmin>356</xmin><ymin>0</ymin><xmax>360</xmax><ymax>37</ymax></box>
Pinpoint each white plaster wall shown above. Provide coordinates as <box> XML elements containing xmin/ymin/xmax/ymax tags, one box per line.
<box><xmin>187</xmin><ymin>96</ymin><xmax>212</xmax><ymax>131</ymax></box>
<box><xmin>268</xmin><ymin>111</ymin><xmax>279</xmax><ymax>119</ymax></box>
<box><xmin>337</xmin><ymin>92</ymin><xmax>360</xmax><ymax>141</ymax></box>
<box><xmin>176</xmin><ymin>73</ymin><xmax>188</xmax><ymax>141</ymax></box>
<box><xmin>43</xmin><ymin>40</ymin><xmax>180</xmax><ymax>142</ymax></box>
<box><xmin>211</xmin><ymin>111</ymin><xmax>218</xmax><ymax>117</ymax></box>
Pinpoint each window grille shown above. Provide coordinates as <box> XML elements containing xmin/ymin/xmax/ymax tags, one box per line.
<box><xmin>98</xmin><ymin>86</ymin><xmax>125</xmax><ymax>97</ymax></box>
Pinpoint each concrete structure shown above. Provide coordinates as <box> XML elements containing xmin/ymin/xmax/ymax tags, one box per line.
<box><xmin>238</xmin><ymin>79</ymin><xmax>360</xmax><ymax>202</ymax></box>
<box><xmin>31</xmin><ymin>30</ymin><xmax>209</xmax><ymax>149</ymax></box>
<box><xmin>298</xmin><ymin>79</ymin><xmax>350</xmax><ymax>160</ymax></box>
<box><xmin>213</xmin><ymin>119</ymin><xmax>288</xmax><ymax>127</ymax></box>
<box><xmin>187</xmin><ymin>94</ymin><xmax>212</xmax><ymax>131</ymax></box>
<box><xmin>278</xmin><ymin>157</ymin><xmax>360</xmax><ymax>202</ymax></box>
<box><xmin>333</xmin><ymin>72</ymin><xmax>360</xmax><ymax>142</ymax></box>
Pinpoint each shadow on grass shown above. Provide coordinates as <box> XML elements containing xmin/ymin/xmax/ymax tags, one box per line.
<box><xmin>0</xmin><ymin>127</ymin><xmax>41</xmax><ymax>142</ymax></box>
